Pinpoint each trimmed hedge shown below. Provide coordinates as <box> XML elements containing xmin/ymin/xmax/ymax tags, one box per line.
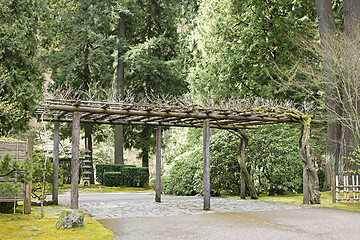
<box><xmin>95</xmin><ymin>164</ymin><xmax>136</xmax><ymax>184</ymax></box>
<box><xmin>103</xmin><ymin>167</ymin><xmax>149</xmax><ymax>187</ymax></box>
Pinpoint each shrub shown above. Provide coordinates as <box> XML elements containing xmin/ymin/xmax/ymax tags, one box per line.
<box><xmin>95</xmin><ymin>164</ymin><xmax>135</xmax><ymax>184</ymax></box>
<box><xmin>0</xmin><ymin>202</ymin><xmax>14</xmax><ymax>213</ymax></box>
<box><xmin>130</xmin><ymin>167</ymin><xmax>149</xmax><ymax>187</ymax></box>
<box><xmin>103</xmin><ymin>172</ymin><xmax>123</xmax><ymax>187</ymax></box>
<box><xmin>164</xmin><ymin>131</ymin><xmax>241</xmax><ymax>197</ymax></box>
<box><xmin>163</xmin><ymin>150</ymin><xmax>200</xmax><ymax>196</ymax></box>
<box><xmin>164</xmin><ymin>123</ymin><xmax>318</xmax><ymax>197</ymax></box>
<box><xmin>246</xmin><ymin>124</ymin><xmax>304</xmax><ymax>195</ymax></box>
<box><xmin>103</xmin><ymin>167</ymin><xmax>149</xmax><ymax>187</ymax></box>
<box><xmin>59</xmin><ymin>157</ymin><xmax>71</xmax><ymax>184</ymax></box>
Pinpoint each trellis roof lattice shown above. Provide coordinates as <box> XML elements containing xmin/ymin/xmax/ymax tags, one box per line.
<box><xmin>35</xmin><ymin>98</ymin><xmax>315</xmax><ymax>130</ymax></box>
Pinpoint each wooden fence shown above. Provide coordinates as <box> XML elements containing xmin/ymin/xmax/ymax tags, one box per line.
<box><xmin>335</xmin><ymin>175</ymin><xmax>360</xmax><ymax>203</ymax></box>
<box><xmin>0</xmin><ymin>140</ymin><xmax>27</xmax><ymax>162</ymax></box>
<box><xmin>0</xmin><ymin>140</ymin><xmax>27</xmax><ymax>203</ymax></box>
<box><xmin>0</xmin><ymin>177</ymin><xmax>25</xmax><ymax>202</ymax></box>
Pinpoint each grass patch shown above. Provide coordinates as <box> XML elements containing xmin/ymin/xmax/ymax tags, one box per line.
<box><xmin>0</xmin><ymin>205</ymin><xmax>113</xmax><ymax>240</ymax></box>
<box><xmin>258</xmin><ymin>191</ymin><xmax>360</xmax><ymax>212</ymax></box>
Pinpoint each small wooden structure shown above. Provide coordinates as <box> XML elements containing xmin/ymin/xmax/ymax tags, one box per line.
<box><xmin>36</xmin><ymin>97</ymin><xmax>322</xmax><ymax>209</ymax></box>
<box><xmin>0</xmin><ymin>139</ymin><xmax>33</xmax><ymax>214</ymax></box>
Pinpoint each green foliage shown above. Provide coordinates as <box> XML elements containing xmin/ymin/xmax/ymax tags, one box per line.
<box><xmin>246</xmin><ymin>124</ymin><xmax>303</xmax><ymax>195</ymax></box>
<box><xmin>0</xmin><ymin>0</ymin><xmax>43</xmax><ymax>135</ymax></box>
<box><xmin>188</xmin><ymin>0</ymin><xmax>318</xmax><ymax>100</ymax></box>
<box><xmin>164</xmin><ymin>150</ymin><xmax>202</xmax><ymax>195</ymax></box>
<box><xmin>0</xmin><ymin>202</ymin><xmax>14</xmax><ymax>213</ymax></box>
<box><xmin>164</xmin><ymin>123</ymin><xmax>322</xmax><ymax>196</ymax></box>
<box><xmin>95</xmin><ymin>164</ymin><xmax>135</xmax><ymax>184</ymax></box>
<box><xmin>0</xmin><ymin>154</ymin><xmax>32</xmax><ymax>197</ymax></box>
<box><xmin>122</xmin><ymin>0</ymin><xmax>189</xmax><ymax>165</ymax></box>
<box><xmin>47</xmin><ymin>0</ymin><xmax>117</xmax><ymax>94</ymax></box>
<box><xmin>59</xmin><ymin>158</ymin><xmax>71</xmax><ymax>185</ymax></box>
<box><xmin>103</xmin><ymin>167</ymin><xmax>149</xmax><ymax>187</ymax></box>
<box><xmin>164</xmin><ymin>131</ymin><xmax>241</xmax><ymax>196</ymax></box>
<box><xmin>346</xmin><ymin>148</ymin><xmax>360</xmax><ymax>174</ymax></box>
<box><xmin>30</xmin><ymin>149</ymin><xmax>64</xmax><ymax>200</ymax></box>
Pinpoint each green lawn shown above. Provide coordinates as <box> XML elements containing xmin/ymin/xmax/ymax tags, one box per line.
<box><xmin>2</xmin><ymin>185</ymin><xmax>152</xmax><ymax>239</ymax></box>
<box><xmin>0</xmin><ymin>204</ymin><xmax>113</xmax><ymax>240</ymax></box>
<box><xmin>258</xmin><ymin>191</ymin><xmax>360</xmax><ymax>212</ymax></box>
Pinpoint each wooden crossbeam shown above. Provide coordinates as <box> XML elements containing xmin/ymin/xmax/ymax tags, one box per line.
<box><xmin>108</xmin><ymin>115</ymin><xmax>128</xmax><ymax>121</ymax></box>
<box><xmin>92</xmin><ymin>114</ymin><xmax>110</xmax><ymax>121</ymax></box>
<box><xmin>127</xmin><ymin>115</ymin><xmax>149</xmax><ymax>122</ymax></box>
<box><xmin>56</xmin><ymin>111</ymin><xmax>68</xmax><ymax>119</ymax></box>
<box><xmin>81</xmin><ymin>112</ymin><xmax>94</xmax><ymax>119</ymax></box>
<box><xmin>41</xmin><ymin>117</ymin><xmax>258</xmax><ymax>129</ymax></box>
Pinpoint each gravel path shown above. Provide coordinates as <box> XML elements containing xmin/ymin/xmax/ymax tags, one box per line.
<box><xmin>56</xmin><ymin>192</ymin><xmax>305</xmax><ymax>219</ymax></box>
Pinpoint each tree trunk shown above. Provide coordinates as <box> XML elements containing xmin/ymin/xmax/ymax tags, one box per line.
<box><xmin>315</xmin><ymin>0</ymin><xmax>340</xmax><ymax>192</ymax></box>
<box><xmin>299</xmin><ymin>123</ymin><xmax>321</xmax><ymax>204</ymax></box>
<box><xmin>236</xmin><ymin>129</ymin><xmax>257</xmax><ymax>199</ymax></box>
<box><xmin>342</xmin><ymin>0</ymin><xmax>360</xmax><ymax>174</ymax></box>
<box><xmin>142</xmin><ymin>148</ymin><xmax>149</xmax><ymax>168</ymax></box>
<box><xmin>114</xmin><ymin>12</ymin><xmax>125</xmax><ymax>165</ymax></box>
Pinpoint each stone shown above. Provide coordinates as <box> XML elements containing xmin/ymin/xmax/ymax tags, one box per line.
<box><xmin>56</xmin><ymin>209</ymin><xmax>84</xmax><ymax>229</ymax></box>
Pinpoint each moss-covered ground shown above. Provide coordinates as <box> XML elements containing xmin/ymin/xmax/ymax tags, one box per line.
<box><xmin>0</xmin><ymin>204</ymin><xmax>113</xmax><ymax>240</ymax></box>
<box><xmin>258</xmin><ymin>191</ymin><xmax>360</xmax><ymax>212</ymax></box>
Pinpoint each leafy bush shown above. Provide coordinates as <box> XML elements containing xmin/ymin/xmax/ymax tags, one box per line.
<box><xmin>163</xmin><ymin>150</ymin><xmax>201</xmax><ymax>195</ymax></box>
<box><xmin>246</xmin><ymin>124</ymin><xmax>303</xmax><ymax>195</ymax></box>
<box><xmin>164</xmin><ymin>131</ymin><xmax>241</xmax><ymax>196</ymax></box>
<box><xmin>103</xmin><ymin>167</ymin><xmax>149</xmax><ymax>187</ymax></box>
<box><xmin>164</xmin><ymin>123</ymin><xmax>318</xmax><ymax>196</ymax></box>
<box><xmin>59</xmin><ymin>157</ymin><xmax>71</xmax><ymax>184</ymax></box>
<box><xmin>103</xmin><ymin>172</ymin><xmax>123</xmax><ymax>187</ymax></box>
<box><xmin>95</xmin><ymin>164</ymin><xmax>136</xmax><ymax>184</ymax></box>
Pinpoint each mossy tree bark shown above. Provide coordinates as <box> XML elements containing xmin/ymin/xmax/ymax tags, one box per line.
<box><xmin>236</xmin><ymin>129</ymin><xmax>257</xmax><ymax>199</ymax></box>
<box><xmin>300</xmin><ymin>123</ymin><xmax>321</xmax><ymax>204</ymax></box>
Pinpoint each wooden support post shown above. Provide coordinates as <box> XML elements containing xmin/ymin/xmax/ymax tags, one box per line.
<box><xmin>84</xmin><ymin>123</ymin><xmax>94</xmax><ymax>184</ymax></box>
<box><xmin>203</xmin><ymin>120</ymin><xmax>210</xmax><ymax>210</ymax></box>
<box><xmin>24</xmin><ymin>136</ymin><xmax>33</xmax><ymax>214</ymax></box>
<box><xmin>114</xmin><ymin>125</ymin><xmax>124</xmax><ymax>164</ymax></box>
<box><xmin>155</xmin><ymin>126</ymin><xmax>162</xmax><ymax>202</ymax></box>
<box><xmin>71</xmin><ymin>112</ymin><xmax>80</xmax><ymax>209</ymax></box>
<box><xmin>303</xmin><ymin>164</ymin><xmax>309</xmax><ymax>204</ymax></box>
<box><xmin>52</xmin><ymin>122</ymin><xmax>60</xmax><ymax>205</ymax></box>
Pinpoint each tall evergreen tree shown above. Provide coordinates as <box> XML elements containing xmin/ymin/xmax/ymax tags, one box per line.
<box><xmin>122</xmin><ymin>0</ymin><xmax>188</xmax><ymax>167</ymax></box>
<box><xmin>48</xmin><ymin>0</ymin><xmax>117</xmax><ymax>93</ymax></box>
<box><xmin>316</xmin><ymin>0</ymin><xmax>360</xmax><ymax>190</ymax></box>
<box><xmin>0</xmin><ymin>0</ymin><xmax>43</xmax><ymax>135</ymax></box>
<box><xmin>188</xmin><ymin>0</ymin><xmax>318</xmax><ymax>100</ymax></box>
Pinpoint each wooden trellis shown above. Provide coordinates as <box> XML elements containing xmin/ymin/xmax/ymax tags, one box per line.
<box><xmin>36</xmin><ymin>99</ymin><xmax>304</xmax><ymax>129</ymax></box>
<box><xmin>36</xmin><ymin>97</ymin><xmax>322</xmax><ymax>209</ymax></box>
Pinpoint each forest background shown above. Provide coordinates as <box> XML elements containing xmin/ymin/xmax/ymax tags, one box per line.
<box><xmin>0</xmin><ymin>0</ymin><xmax>356</xmax><ymax>197</ymax></box>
